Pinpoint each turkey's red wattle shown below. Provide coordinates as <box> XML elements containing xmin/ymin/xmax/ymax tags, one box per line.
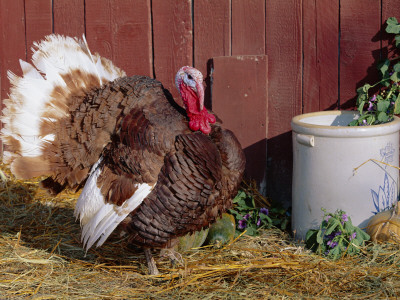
<box><xmin>179</xmin><ymin>82</ymin><xmax>216</xmax><ymax>134</ymax></box>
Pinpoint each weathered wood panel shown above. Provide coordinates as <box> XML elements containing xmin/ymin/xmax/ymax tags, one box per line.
<box><xmin>339</xmin><ymin>0</ymin><xmax>381</xmax><ymax>108</ymax></box>
<box><xmin>231</xmin><ymin>0</ymin><xmax>265</xmax><ymax>55</ymax></box>
<box><xmin>1</xmin><ymin>0</ymin><xmax>400</xmax><ymax>207</ymax></box>
<box><xmin>303</xmin><ymin>0</ymin><xmax>339</xmax><ymax>112</ymax></box>
<box><xmin>194</xmin><ymin>0</ymin><xmax>231</xmax><ymax>98</ymax></box>
<box><xmin>25</xmin><ymin>0</ymin><xmax>52</xmax><ymax>60</ymax></box>
<box><xmin>212</xmin><ymin>55</ymin><xmax>268</xmax><ymax>188</ymax></box>
<box><xmin>382</xmin><ymin>0</ymin><xmax>400</xmax><ymax>59</ymax></box>
<box><xmin>53</xmin><ymin>0</ymin><xmax>85</xmax><ymax>37</ymax></box>
<box><xmin>85</xmin><ymin>0</ymin><xmax>152</xmax><ymax>77</ymax></box>
<box><xmin>0</xmin><ymin>0</ymin><xmax>26</xmax><ymax>102</ymax></box>
<box><xmin>152</xmin><ymin>0</ymin><xmax>193</xmax><ymax>105</ymax></box>
<box><xmin>265</xmin><ymin>0</ymin><xmax>302</xmax><ymax>205</ymax></box>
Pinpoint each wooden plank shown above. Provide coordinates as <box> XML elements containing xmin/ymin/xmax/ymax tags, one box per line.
<box><xmin>302</xmin><ymin>0</ymin><xmax>339</xmax><ymax>112</ymax></box>
<box><xmin>86</xmin><ymin>0</ymin><xmax>152</xmax><ymax>77</ymax></box>
<box><xmin>212</xmin><ymin>55</ymin><xmax>268</xmax><ymax>188</ymax></box>
<box><xmin>194</xmin><ymin>0</ymin><xmax>231</xmax><ymax>79</ymax></box>
<box><xmin>25</xmin><ymin>0</ymin><xmax>53</xmax><ymax>60</ymax></box>
<box><xmin>53</xmin><ymin>0</ymin><xmax>85</xmax><ymax>37</ymax></box>
<box><xmin>0</xmin><ymin>0</ymin><xmax>26</xmax><ymax>102</ymax></box>
<box><xmin>231</xmin><ymin>0</ymin><xmax>265</xmax><ymax>55</ymax></box>
<box><xmin>152</xmin><ymin>0</ymin><xmax>193</xmax><ymax>105</ymax></box>
<box><xmin>265</xmin><ymin>0</ymin><xmax>302</xmax><ymax>205</ymax></box>
<box><xmin>339</xmin><ymin>0</ymin><xmax>381</xmax><ymax>109</ymax></box>
<box><xmin>382</xmin><ymin>0</ymin><xmax>400</xmax><ymax>59</ymax></box>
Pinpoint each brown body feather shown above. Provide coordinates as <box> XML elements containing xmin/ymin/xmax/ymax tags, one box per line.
<box><xmin>40</xmin><ymin>75</ymin><xmax>245</xmax><ymax>249</ymax></box>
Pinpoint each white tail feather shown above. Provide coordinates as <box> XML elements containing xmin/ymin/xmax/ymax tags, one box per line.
<box><xmin>74</xmin><ymin>159</ymin><xmax>154</xmax><ymax>251</ymax></box>
<box><xmin>1</xmin><ymin>34</ymin><xmax>126</xmax><ymax>171</ymax></box>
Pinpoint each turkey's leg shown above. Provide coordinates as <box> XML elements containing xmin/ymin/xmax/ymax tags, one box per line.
<box><xmin>160</xmin><ymin>248</ymin><xmax>184</xmax><ymax>267</ymax></box>
<box><xmin>144</xmin><ymin>248</ymin><xmax>160</xmax><ymax>275</ymax></box>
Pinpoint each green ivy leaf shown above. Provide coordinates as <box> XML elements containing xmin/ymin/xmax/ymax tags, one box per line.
<box><xmin>245</xmin><ymin>226</ymin><xmax>258</xmax><ymax>236</ymax></box>
<box><xmin>378</xmin><ymin>59</ymin><xmax>391</xmax><ymax>76</ymax></box>
<box><xmin>377</xmin><ymin>100</ymin><xmax>390</xmax><ymax>112</ymax></box>
<box><xmin>386</xmin><ymin>17</ymin><xmax>400</xmax><ymax>34</ymax></box>
<box><xmin>394</xmin><ymin>94</ymin><xmax>400</xmax><ymax>114</ymax></box>
<box><xmin>395</xmin><ymin>35</ymin><xmax>400</xmax><ymax>48</ymax></box>
<box><xmin>325</xmin><ymin>218</ymin><xmax>340</xmax><ymax>236</ymax></box>
<box><xmin>390</xmin><ymin>71</ymin><xmax>400</xmax><ymax>82</ymax></box>
<box><xmin>378</xmin><ymin>111</ymin><xmax>389</xmax><ymax>122</ymax></box>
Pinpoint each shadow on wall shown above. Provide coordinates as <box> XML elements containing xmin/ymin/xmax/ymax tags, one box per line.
<box><xmin>266</xmin><ymin>131</ymin><xmax>293</xmax><ymax>208</ymax></box>
<box><xmin>243</xmin><ymin>138</ymin><xmax>267</xmax><ymax>193</ymax></box>
<box><xmin>340</xmin><ymin>20</ymin><xmax>398</xmax><ymax>111</ymax></box>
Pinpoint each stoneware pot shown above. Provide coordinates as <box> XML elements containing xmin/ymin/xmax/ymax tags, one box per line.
<box><xmin>291</xmin><ymin>111</ymin><xmax>400</xmax><ymax>239</ymax></box>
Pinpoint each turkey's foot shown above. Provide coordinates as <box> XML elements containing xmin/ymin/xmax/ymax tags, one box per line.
<box><xmin>160</xmin><ymin>248</ymin><xmax>184</xmax><ymax>267</ymax></box>
<box><xmin>144</xmin><ymin>248</ymin><xmax>160</xmax><ymax>275</ymax></box>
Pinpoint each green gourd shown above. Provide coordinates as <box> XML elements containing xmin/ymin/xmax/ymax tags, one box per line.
<box><xmin>205</xmin><ymin>213</ymin><xmax>236</xmax><ymax>247</ymax></box>
<box><xmin>176</xmin><ymin>213</ymin><xmax>236</xmax><ymax>251</ymax></box>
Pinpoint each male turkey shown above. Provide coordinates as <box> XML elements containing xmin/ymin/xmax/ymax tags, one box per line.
<box><xmin>1</xmin><ymin>35</ymin><xmax>245</xmax><ymax>274</ymax></box>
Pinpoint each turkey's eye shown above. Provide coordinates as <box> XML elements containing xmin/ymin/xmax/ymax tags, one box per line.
<box><xmin>187</xmin><ymin>74</ymin><xmax>193</xmax><ymax>80</ymax></box>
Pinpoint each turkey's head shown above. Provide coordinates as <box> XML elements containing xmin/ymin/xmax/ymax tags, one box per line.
<box><xmin>175</xmin><ymin>66</ymin><xmax>216</xmax><ymax>134</ymax></box>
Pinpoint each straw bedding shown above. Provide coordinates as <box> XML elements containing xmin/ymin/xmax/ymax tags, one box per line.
<box><xmin>0</xmin><ymin>163</ymin><xmax>399</xmax><ymax>299</ymax></box>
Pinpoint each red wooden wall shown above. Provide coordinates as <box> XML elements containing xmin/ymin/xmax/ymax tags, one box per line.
<box><xmin>1</xmin><ymin>0</ymin><xmax>400</xmax><ymax>207</ymax></box>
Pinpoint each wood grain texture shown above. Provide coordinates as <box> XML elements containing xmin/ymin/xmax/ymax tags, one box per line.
<box><xmin>53</xmin><ymin>0</ymin><xmax>85</xmax><ymax>37</ymax></box>
<box><xmin>25</xmin><ymin>0</ymin><xmax>53</xmax><ymax>60</ymax></box>
<box><xmin>152</xmin><ymin>0</ymin><xmax>193</xmax><ymax>105</ymax></box>
<box><xmin>302</xmin><ymin>0</ymin><xmax>339</xmax><ymax>112</ymax></box>
<box><xmin>339</xmin><ymin>0</ymin><xmax>381</xmax><ymax>109</ymax></box>
<box><xmin>194</xmin><ymin>0</ymin><xmax>231</xmax><ymax>77</ymax></box>
<box><xmin>231</xmin><ymin>0</ymin><xmax>265</xmax><ymax>55</ymax></box>
<box><xmin>212</xmin><ymin>55</ymin><xmax>268</xmax><ymax>188</ymax></box>
<box><xmin>381</xmin><ymin>0</ymin><xmax>400</xmax><ymax>59</ymax></box>
<box><xmin>265</xmin><ymin>0</ymin><xmax>302</xmax><ymax>205</ymax></box>
<box><xmin>0</xmin><ymin>0</ymin><xmax>26</xmax><ymax>103</ymax></box>
<box><xmin>85</xmin><ymin>0</ymin><xmax>152</xmax><ymax>77</ymax></box>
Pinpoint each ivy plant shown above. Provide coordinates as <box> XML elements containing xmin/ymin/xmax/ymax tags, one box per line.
<box><xmin>229</xmin><ymin>190</ymin><xmax>289</xmax><ymax>236</ymax></box>
<box><xmin>349</xmin><ymin>17</ymin><xmax>400</xmax><ymax>126</ymax></box>
<box><xmin>305</xmin><ymin>209</ymin><xmax>370</xmax><ymax>260</ymax></box>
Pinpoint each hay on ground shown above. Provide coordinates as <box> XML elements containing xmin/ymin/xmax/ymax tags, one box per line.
<box><xmin>0</xmin><ymin>163</ymin><xmax>399</xmax><ymax>299</ymax></box>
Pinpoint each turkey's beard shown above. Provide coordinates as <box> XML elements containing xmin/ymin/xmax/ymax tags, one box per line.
<box><xmin>179</xmin><ymin>83</ymin><xmax>216</xmax><ymax>134</ymax></box>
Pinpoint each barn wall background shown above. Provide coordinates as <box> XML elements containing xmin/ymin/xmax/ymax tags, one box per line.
<box><xmin>1</xmin><ymin>0</ymin><xmax>400</xmax><ymax>207</ymax></box>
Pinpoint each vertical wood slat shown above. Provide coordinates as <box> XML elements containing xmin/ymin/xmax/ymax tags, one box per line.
<box><xmin>53</xmin><ymin>0</ymin><xmax>85</xmax><ymax>37</ymax></box>
<box><xmin>265</xmin><ymin>0</ymin><xmax>302</xmax><ymax>206</ymax></box>
<box><xmin>25</xmin><ymin>0</ymin><xmax>52</xmax><ymax>60</ymax></box>
<box><xmin>302</xmin><ymin>0</ymin><xmax>339</xmax><ymax>112</ymax></box>
<box><xmin>152</xmin><ymin>0</ymin><xmax>193</xmax><ymax>105</ymax></box>
<box><xmin>381</xmin><ymin>0</ymin><xmax>400</xmax><ymax>58</ymax></box>
<box><xmin>194</xmin><ymin>0</ymin><xmax>231</xmax><ymax>79</ymax></box>
<box><xmin>85</xmin><ymin>0</ymin><xmax>152</xmax><ymax>77</ymax></box>
<box><xmin>212</xmin><ymin>55</ymin><xmax>268</xmax><ymax>187</ymax></box>
<box><xmin>0</xmin><ymin>0</ymin><xmax>26</xmax><ymax>102</ymax></box>
<box><xmin>231</xmin><ymin>0</ymin><xmax>265</xmax><ymax>55</ymax></box>
<box><xmin>339</xmin><ymin>0</ymin><xmax>381</xmax><ymax>108</ymax></box>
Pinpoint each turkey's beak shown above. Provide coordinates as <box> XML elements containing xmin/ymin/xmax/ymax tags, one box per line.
<box><xmin>196</xmin><ymin>81</ymin><xmax>205</xmax><ymax>111</ymax></box>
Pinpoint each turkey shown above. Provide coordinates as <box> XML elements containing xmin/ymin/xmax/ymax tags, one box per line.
<box><xmin>1</xmin><ymin>35</ymin><xmax>245</xmax><ymax>274</ymax></box>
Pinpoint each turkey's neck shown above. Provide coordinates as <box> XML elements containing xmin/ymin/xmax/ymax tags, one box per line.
<box><xmin>179</xmin><ymin>83</ymin><xmax>216</xmax><ymax>134</ymax></box>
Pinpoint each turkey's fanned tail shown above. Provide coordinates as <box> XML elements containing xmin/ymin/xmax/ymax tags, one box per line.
<box><xmin>0</xmin><ymin>34</ymin><xmax>125</xmax><ymax>179</ymax></box>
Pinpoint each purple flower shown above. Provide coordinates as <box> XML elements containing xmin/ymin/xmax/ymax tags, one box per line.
<box><xmin>327</xmin><ymin>240</ymin><xmax>338</xmax><ymax>248</ymax></box>
<box><xmin>342</xmin><ymin>214</ymin><xmax>348</xmax><ymax>223</ymax></box>
<box><xmin>257</xmin><ymin>218</ymin><xmax>261</xmax><ymax>227</ymax></box>
<box><xmin>349</xmin><ymin>232</ymin><xmax>357</xmax><ymax>241</ymax></box>
<box><xmin>238</xmin><ymin>219</ymin><xmax>247</xmax><ymax>230</ymax></box>
<box><xmin>334</xmin><ymin>231</ymin><xmax>342</xmax><ymax>237</ymax></box>
<box><xmin>260</xmin><ymin>208</ymin><xmax>269</xmax><ymax>215</ymax></box>
<box><xmin>325</xmin><ymin>215</ymin><xmax>331</xmax><ymax>222</ymax></box>
<box><xmin>367</xmin><ymin>101</ymin><xmax>374</xmax><ymax>111</ymax></box>
<box><xmin>243</xmin><ymin>213</ymin><xmax>251</xmax><ymax>220</ymax></box>
<box><xmin>370</xmin><ymin>95</ymin><xmax>377</xmax><ymax>102</ymax></box>
<box><xmin>362</xmin><ymin>119</ymin><xmax>368</xmax><ymax>126</ymax></box>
